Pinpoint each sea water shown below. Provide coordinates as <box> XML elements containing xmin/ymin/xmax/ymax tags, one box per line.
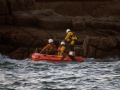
<box><xmin>0</xmin><ymin>54</ymin><xmax>120</xmax><ymax>90</ymax></box>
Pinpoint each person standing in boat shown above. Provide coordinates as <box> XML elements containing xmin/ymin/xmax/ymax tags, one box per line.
<box><xmin>58</xmin><ymin>41</ymin><xmax>66</xmax><ymax>56</ymax></box>
<box><xmin>64</xmin><ymin>29</ymin><xmax>78</xmax><ymax>51</ymax></box>
<box><xmin>41</xmin><ymin>39</ymin><xmax>56</xmax><ymax>55</ymax></box>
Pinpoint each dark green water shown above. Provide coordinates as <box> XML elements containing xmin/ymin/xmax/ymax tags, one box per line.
<box><xmin>0</xmin><ymin>54</ymin><xmax>120</xmax><ymax>90</ymax></box>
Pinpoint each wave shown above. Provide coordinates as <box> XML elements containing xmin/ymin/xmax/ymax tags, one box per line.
<box><xmin>84</xmin><ymin>57</ymin><xmax>120</xmax><ymax>62</ymax></box>
<box><xmin>0</xmin><ymin>54</ymin><xmax>119</xmax><ymax>65</ymax></box>
<box><xmin>0</xmin><ymin>54</ymin><xmax>29</xmax><ymax>64</ymax></box>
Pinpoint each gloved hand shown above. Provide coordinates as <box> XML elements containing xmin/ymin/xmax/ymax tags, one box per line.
<box><xmin>66</xmin><ymin>39</ymin><xmax>70</xmax><ymax>41</ymax></box>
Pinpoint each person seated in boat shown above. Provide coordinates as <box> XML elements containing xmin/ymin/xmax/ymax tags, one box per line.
<box><xmin>58</xmin><ymin>41</ymin><xmax>66</xmax><ymax>56</ymax></box>
<box><xmin>64</xmin><ymin>29</ymin><xmax>78</xmax><ymax>51</ymax></box>
<box><xmin>41</xmin><ymin>39</ymin><xmax>57</xmax><ymax>55</ymax></box>
<box><xmin>68</xmin><ymin>51</ymin><xmax>76</xmax><ymax>61</ymax></box>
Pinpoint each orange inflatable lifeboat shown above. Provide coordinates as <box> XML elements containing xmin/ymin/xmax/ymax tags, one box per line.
<box><xmin>31</xmin><ymin>53</ymin><xmax>84</xmax><ymax>62</ymax></box>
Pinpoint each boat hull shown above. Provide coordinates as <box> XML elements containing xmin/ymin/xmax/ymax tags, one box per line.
<box><xmin>31</xmin><ymin>53</ymin><xmax>84</xmax><ymax>62</ymax></box>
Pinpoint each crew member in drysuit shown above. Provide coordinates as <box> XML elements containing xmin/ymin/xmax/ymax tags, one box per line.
<box><xmin>58</xmin><ymin>41</ymin><xmax>66</xmax><ymax>56</ymax></box>
<box><xmin>58</xmin><ymin>41</ymin><xmax>76</xmax><ymax>61</ymax></box>
<box><xmin>41</xmin><ymin>39</ymin><xmax>56</xmax><ymax>55</ymax></box>
<box><xmin>68</xmin><ymin>51</ymin><xmax>76</xmax><ymax>61</ymax></box>
<box><xmin>64</xmin><ymin>29</ymin><xmax>78</xmax><ymax>51</ymax></box>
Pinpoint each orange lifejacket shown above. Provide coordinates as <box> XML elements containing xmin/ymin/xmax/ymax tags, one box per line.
<box><xmin>43</xmin><ymin>43</ymin><xmax>56</xmax><ymax>51</ymax></box>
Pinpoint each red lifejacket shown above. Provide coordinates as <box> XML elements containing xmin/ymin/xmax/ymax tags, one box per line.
<box><xmin>58</xmin><ymin>45</ymin><xmax>62</xmax><ymax>52</ymax></box>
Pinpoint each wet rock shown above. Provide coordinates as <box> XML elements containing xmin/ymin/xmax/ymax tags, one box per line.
<box><xmin>7</xmin><ymin>0</ymin><xmax>37</xmax><ymax>11</ymax></box>
<box><xmin>30</xmin><ymin>9</ymin><xmax>72</xmax><ymax>29</ymax></box>
<box><xmin>0</xmin><ymin>16</ymin><xmax>6</xmax><ymax>24</ymax></box>
<box><xmin>0</xmin><ymin>0</ymin><xmax>120</xmax><ymax>60</ymax></box>
<box><xmin>11</xmin><ymin>9</ymin><xmax>72</xmax><ymax>29</ymax></box>
<box><xmin>72</xmin><ymin>21</ymin><xmax>85</xmax><ymax>31</ymax></box>
<box><xmin>0</xmin><ymin>0</ymin><xmax>9</xmax><ymax>15</ymax></box>
<box><xmin>36</xmin><ymin>0</ymin><xmax>120</xmax><ymax>16</ymax></box>
<box><xmin>9</xmin><ymin>47</ymin><xmax>28</xmax><ymax>60</ymax></box>
<box><xmin>12</xmin><ymin>11</ymin><xmax>34</xmax><ymax>26</ymax></box>
<box><xmin>81</xmin><ymin>36</ymin><xmax>120</xmax><ymax>58</ymax></box>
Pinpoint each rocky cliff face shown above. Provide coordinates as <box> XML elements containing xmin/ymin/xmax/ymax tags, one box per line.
<box><xmin>0</xmin><ymin>0</ymin><xmax>37</xmax><ymax>24</ymax></box>
<box><xmin>36</xmin><ymin>0</ymin><xmax>120</xmax><ymax>16</ymax></box>
<box><xmin>0</xmin><ymin>0</ymin><xmax>120</xmax><ymax>60</ymax></box>
<box><xmin>0</xmin><ymin>0</ymin><xmax>36</xmax><ymax>14</ymax></box>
